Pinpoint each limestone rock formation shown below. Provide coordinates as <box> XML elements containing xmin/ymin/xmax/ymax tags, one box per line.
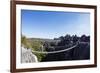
<box><xmin>21</xmin><ymin>47</ymin><xmax>38</xmax><ymax>63</ymax></box>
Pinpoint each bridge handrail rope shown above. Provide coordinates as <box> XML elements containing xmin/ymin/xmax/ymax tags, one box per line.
<box><xmin>32</xmin><ymin>41</ymin><xmax>79</xmax><ymax>54</ymax></box>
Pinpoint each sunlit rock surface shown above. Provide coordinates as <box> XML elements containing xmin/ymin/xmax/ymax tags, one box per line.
<box><xmin>21</xmin><ymin>47</ymin><xmax>38</xmax><ymax>63</ymax></box>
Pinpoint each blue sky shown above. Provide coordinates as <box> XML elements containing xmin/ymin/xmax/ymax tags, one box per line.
<box><xmin>21</xmin><ymin>10</ymin><xmax>90</xmax><ymax>39</ymax></box>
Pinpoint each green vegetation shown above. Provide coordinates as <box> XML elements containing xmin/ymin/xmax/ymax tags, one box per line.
<box><xmin>21</xmin><ymin>34</ymin><xmax>90</xmax><ymax>62</ymax></box>
<box><xmin>21</xmin><ymin>35</ymin><xmax>32</xmax><ymax>49</ymax></box>
<box><xmin>30</xmin><ymin>40</ymin><xmax>46</xmax><ymax>61</ymax></box>
<box><xmin>21</xmin><ymin>35</ymin><xmax>46</xmax><ymax>62</ymax></box>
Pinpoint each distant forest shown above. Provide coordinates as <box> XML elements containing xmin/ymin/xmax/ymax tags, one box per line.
<box><xmin>21</xmin><ymin>34</ymin><xmax>90</xmax><ymax>62</ymax></box>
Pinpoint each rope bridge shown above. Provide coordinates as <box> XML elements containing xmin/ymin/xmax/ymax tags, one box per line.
<box><xmin>32</xmin><ymin>42</ymin><xmax>79</xmax><ymax>54</ymax></box>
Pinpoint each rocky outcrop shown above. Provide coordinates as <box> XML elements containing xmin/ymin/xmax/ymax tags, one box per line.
<box><xmin>41</xmin><ymin>43</ymin><xmax>90</xmax><ymax>62</ymax></box>
<box><xmin>21</xmin><ymin>47</ymin><xmax>38</xmax><ymax>63</ymax></box>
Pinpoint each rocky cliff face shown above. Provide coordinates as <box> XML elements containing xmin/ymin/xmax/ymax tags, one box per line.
<box><xmin>21</xmin><ymin>47</ymin><xmax>38</xmax><ymax>63</ymax></box>
<box><xmin>41</xmin><ymin>43</ymin><xmax>90</xmax><ymax>62</ymax></box>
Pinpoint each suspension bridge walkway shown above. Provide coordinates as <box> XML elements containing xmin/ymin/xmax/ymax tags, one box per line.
<box><xmin>32</xmin><ymin>41</ymin><xmax>79</xmax><ymax>54</ymax></box>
